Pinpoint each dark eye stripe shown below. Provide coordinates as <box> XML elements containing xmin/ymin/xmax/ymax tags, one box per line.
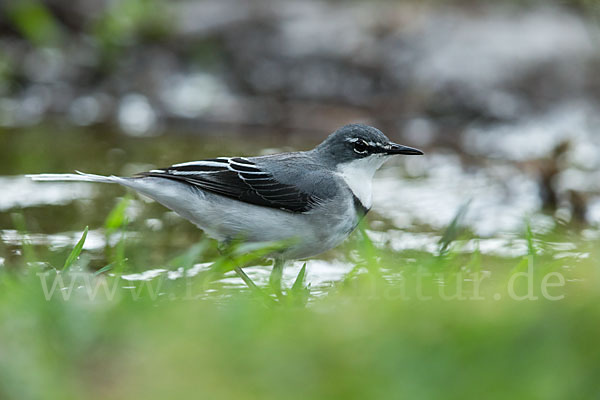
<box><xmin>353</xmin><ymin>139</ymin><xmax>369</xmax><ymax>154</ymax></box>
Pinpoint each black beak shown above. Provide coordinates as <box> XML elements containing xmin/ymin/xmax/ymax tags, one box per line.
<box><xmin>385</xmin><ymin>143</ymin><xmax>424</xmax><ymax>155</ymax></box>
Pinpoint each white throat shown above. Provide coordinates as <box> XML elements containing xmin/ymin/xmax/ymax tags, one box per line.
<box><xmin>337</xmin><ymin>155</ymin><xmax>388</xmax><ymax>210</ymax></box>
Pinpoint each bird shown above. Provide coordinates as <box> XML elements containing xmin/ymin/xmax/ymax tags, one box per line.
<box><xmin>28</xmin><ymin>124</ymin><xmax>423</xmax><ymax>291</ymax></box>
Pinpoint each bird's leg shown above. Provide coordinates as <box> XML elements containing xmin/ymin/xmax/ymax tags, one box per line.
<box><xmin>234</xmin><ymin>267</ymin><xmax>259</xmax><ymax>290</ymax></box>
<box><xmin>269</xmin><ymin>258</ymin><xmax>285</xmax><ymax>297</ymax></box>
<box><xmin>217</xmin><ymin>241</ymin><xmax>261</xmax><ymax>291</ymax></box>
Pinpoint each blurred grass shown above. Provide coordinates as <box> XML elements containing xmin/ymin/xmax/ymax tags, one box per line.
<box><xmin>0</xmin><ymin>209</ymin><xmax>598</xmax><ymax>399</ymax></box>
<box><xmin>4</xmin><ymin>0</ymin><xmax>64</xmax><ymax>47</ymax></box>
<box><xmin>1</xmin><ymin>122</ymin><xmax>599</xmax><ymax>397</ymax></box>
<box><xmin>1</xmin><ymin>126</ymin><xmax>598</xmax><ymax>398</ymax></box>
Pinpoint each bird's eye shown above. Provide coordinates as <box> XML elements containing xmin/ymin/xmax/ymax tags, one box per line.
<box><xmin>353</xmin><ymin>139</ymin><xmax>369</xmax><ymax>154</ymax></box>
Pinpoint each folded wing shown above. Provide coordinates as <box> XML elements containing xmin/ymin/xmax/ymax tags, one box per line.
<box><xmin>140</xmin><ymin>157</ymin><xmax>321</xmax><ymax>213</ymax></box>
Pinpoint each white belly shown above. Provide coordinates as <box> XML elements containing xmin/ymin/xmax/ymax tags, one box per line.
<box><xmin>121</xmin><ymin>177</ymin><xmax>361</xmax><ymax>260</ymax></box>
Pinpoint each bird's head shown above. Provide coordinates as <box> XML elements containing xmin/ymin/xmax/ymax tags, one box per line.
<box><xmin>314</xmin><ymin>124</ymin><xmax>423</xmax><ymax>174</ymax></box>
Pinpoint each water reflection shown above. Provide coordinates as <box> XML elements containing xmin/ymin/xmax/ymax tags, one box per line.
<box><xmin>0</xmin><ymin>176</ymin><xmax>94</xmax><ymax>211</ymax></box>
<box><xmin>120</xmin><ymin>260</ymin><xmax>354</xmax><ymax>296</ymax></box>
<box><xmin>374</xmin><ymin>155</ymin><xmax>547</xmax><ymax>236</ymax></box>
<box><xmin>1</xmin><ymin>228</ymin><xmax>138</xmax><ymax>251</ymax></box>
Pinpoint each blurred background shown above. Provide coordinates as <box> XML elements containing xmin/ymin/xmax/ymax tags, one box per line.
<box><xmin>1</xmin><ymin>0</ymin><xmax>600</xmax><ymax>274</ymax></box>
<box><xmin>3</xmin><ymin>2</ymin><xmax>600</xmax><ymax>399</ymax></box>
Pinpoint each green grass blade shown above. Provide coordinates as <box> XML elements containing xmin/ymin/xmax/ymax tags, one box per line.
<box><xmin>287</xmin><ymin>264</ymin><xmax>310</xmax><ymax>307</ymax></box>
<box><xmin>212</xmin><ymin>239</ymin><xmax>294</xmax><ymax>274</ymax></box>
<box><xmin>104</xmin><ymin>195</ymin><xmax>131</xmax><ymax>233</ymax></box>
<box><xmin>167</xmin><ymin>241</ymin><xmax>209</xmax><ymax>270</ymax></box>
<box><xmin>291</xmin><ymin>264</ymin><xmax>307</xmax><ymax>292</ymax></box>
<box><xmin>355</xmin><ymin>221</ymin><xmax>382</xmax><ymax>278</ymax></box>
<box><xmin>438</xmin><ymin>199</ymin><xmax>471</xmax><ymax>256</ymax></box>
<box><xmin>63</xmin><ymin>226</ymin><xmax>88</xmax><ymax>271</ymax></box>
<box><xmin>11</xmin><ymin>212</ymin><xmax>37</xmax><ymax>265</ymax></box>
<box><xmin>94</xmin><ymin>263</ymin><xmax>114</xmax><ymax>276</ymax></box>
<box><xmin>104</xmin><ymin>196</ymin><xmax>131</xmax><ymax>271</ymax></box>
<box><xmin>525</xmin><ymin>220</ymin><xmax>536</xmax><ymax>257</ymax></box>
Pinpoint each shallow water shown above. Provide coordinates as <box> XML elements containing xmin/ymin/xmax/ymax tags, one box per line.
<box><xmin>1</xmin><ymin>116</ymin><xmax>598</xmax><ymax>291</ymax></box>
<box><xmin>3</xmin><ymin>3</ymin><xmax>599</xmax><ymax>293</ymax></box>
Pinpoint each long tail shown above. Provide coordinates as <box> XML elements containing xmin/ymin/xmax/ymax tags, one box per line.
<box><xmin>28</xmin><ymin>170</ymin><xmax>214</xmax><ymax>236</ymax></box>
<box><xmin>27</xmin><ymin>171</ymin><xmax>119</xmax><ymax>184</ymax></box>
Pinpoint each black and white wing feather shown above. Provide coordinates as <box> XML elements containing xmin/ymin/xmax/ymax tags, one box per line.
<box><xmin>140</xmin><ymin>157</ymin><xmax>321</xmax><ymax>213</ymax></box>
